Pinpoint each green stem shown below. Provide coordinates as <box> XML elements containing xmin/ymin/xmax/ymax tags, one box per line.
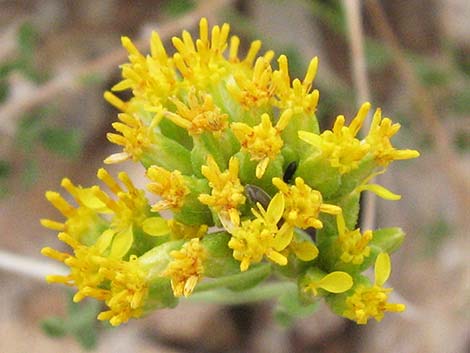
<box><xmin>194</xmin><ymin>263</ymin><xmax>271</xmax><ymax>293</ymax></box>
<box><xmin>187</xmin><ymin>281</ymin><xmax>297</xmax><ymax>305</ymax></box>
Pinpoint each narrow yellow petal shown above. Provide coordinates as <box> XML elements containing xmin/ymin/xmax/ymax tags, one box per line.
<box><xmin>357</xmin><ymin>183</ymin><xmax>401</xmax><ymax>200</ymax></box>
<box><xmin>375</xmin><ymin>253</ymin><xmax>391</xmax><ymax>286</ymax></box>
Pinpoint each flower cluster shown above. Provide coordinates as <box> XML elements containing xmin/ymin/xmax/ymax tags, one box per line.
<box><xmin>42</xmin><ymin>18</ymin><xmax>418</xmax><ymax>326</ymax></box>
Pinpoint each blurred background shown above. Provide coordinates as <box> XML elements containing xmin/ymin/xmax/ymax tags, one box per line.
<box><xmin>0</xmin><ymin>0</ymin><xmax>468</xmax><ymax>352</ymax></box>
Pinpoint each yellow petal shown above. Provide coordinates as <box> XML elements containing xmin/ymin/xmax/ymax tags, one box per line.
<box><xmin>375</xmin><ymin>252</ymin><xmax>391</xmax><ymax>286</ymax></box>
<box><xmin>336</xmin><ymin>212</ymin><xmax>347</xmax><ymax>236</ymax></box>
<box><xmin>298</xmin><ymin>131</ymin><xmax>321</xmax><ymax>146</ymax></box>
<box><xmin>255</xmin><ymin>157</ymin><xmax>270</xmax><ymax>179</ymax></box>
<box><xmin>110</xmin><ymin>226</ymin><xmax>133</xmax><ymax>259</ymax></box>
<box><xmin>273</xmin><ymin>224</ymin><xmax>293</xmax><ymax>251</ymax></box>
<box><xmin>79</xmin><ymin>189</ymin><xmax>109</xmax><ymax>211</ymax></box>
<box><xmin>292</xmin><ymin>240</ymin><xmax>319</xmax><ymax>261</ymax></box>
<box><xmin>104</xmin><ymin>152</ymin><xmax>130</xmax><ymax>164</ymax></box>
<box><xmin>357</xmin><ymin>183</ymin><xmax>401</xmax><ymax>200</ymax></box>
<box><xmin>318</xmin><ymin>271</ymin><xmax>353</xmax><ymax>293</ymax></box>
<box><xmin>266</xmin><ymin>249</ymin><xmax>288</xmax><ymax>266</ymax></box>
<box><xmin>142</xmin><ymin>217</ymin><xmax>170</xmax><ymax>236</ymax></box>
<box><xmin>95</xmin><ymin>229</ymin><xmax>115</xmax><ymax>253</ymax></box>
<box><xmin>267</xmin><ymin>192</ymin><xmax>285</xmax><ymax>224</ymax></box>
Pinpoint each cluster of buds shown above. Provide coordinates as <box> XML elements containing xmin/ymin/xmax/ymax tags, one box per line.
<box><xmin>41</xmin><ymin>18</ymin><xmax>419</xmax><ymax>327</ymax></box>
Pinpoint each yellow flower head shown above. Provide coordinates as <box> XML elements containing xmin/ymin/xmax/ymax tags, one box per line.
<box><xmin>172</xmin><ymin>18</ymin><xmax>231</xmax><ymax>88</ymax></box>
<box><xmin>198</xmin><ymin>155</ymin><xmax>246</xmax><ymax>226</ymax></box>
<box><xmin>41</xmin><ymin>178</ymin><xmax>108</xmax><ymax>244</ymax></box>
<box><xmin>299</xmin><ymin>103</ymin><xmax>371</xmax><ymax>174</ymax></box>
<box><xmin>93</xmin><ymin>168</ymin><xmax>159</xmax><ymax>258</ymax></box>
<box><xmin>165</xmin><ymin>89</ymin><xmax>228</xmax><ymax>136</ymax></box>
<box><xmin>43</xmin><ymin>231</ymin><xmax>149</xmax><ymax>326</ymax></box>
<box><xmin>41</xmin><ymin>230</ymin><xmax>114</xmax><ymax>302</ymax></box>
<box><xmin>146</xmin><ymin>165</ymin><xmax>190</xmax><ymax>212</ymax></box>
<box><xmin>336</xmin><ymin>212</ymin><xmax>373</xmax><ymax>265</ymax></box>
<box><xmin>227</xmin><ymin>56</ymin><xmax>274</xmax><ymax>110</ymax></box>
<box><xmin>305</xmin><ymin>271</ymin><xmax>353</xmax><ymax>296</ymax></box>
<box><xmin>104</xmin><ymin>112</ymin><xmax>161</xmax><ymax>164</ymax></box>
<box><xmin>343</xmin><ymin>253</ymin><xmax>405</xmax><ymax>324</ymax></box>
<box><xmin>96</xmin><ymin>255</ymin><xmax>149</xmax><ymax>326</ymax></box>
<box><xmin>112</xmin><ymin>32</ymin><xmax>177</xmax><ymax>111</ymax></box>
<box><xmin>163</xmin><ymin>238</ymin><xmax>206</xmax><ymax>297</ymax></box>
<box><xmin>227</xmin><ymin>193</ymin><xmax>294</xmax><ymax>271</ymax></box>
<box><xmin>273</xmin><ymin>55</ymin><xmax>319</xmax><ymax>115</ymax></box>
<box><xmin>272</xmin><ymin>177</ymin><xmax>341</xmax><ymax>229</ymax></box>
<box><xmin>366</xmin><ymin>108</ymin><xmax>420</xmax><ymax>166</ymax></box>
<box><xmin>231</xmin><ymin>109</ymin><xmax>293</xmax><ymax>178</ymax></box>
<box><xmin>95</xmin><ymin>168</ymin><xmax>149</xmax><ymax>228</ymax></box>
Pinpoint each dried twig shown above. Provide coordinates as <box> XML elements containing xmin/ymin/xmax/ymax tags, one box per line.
<box><xmin>0</xmin><ymin>249</ymin><xmax>66</xmax><ymax>280</ymax></box>
<box><xmin>342</xmin><ymin>0</ymin><xmax>376</xmax><ymax>231</ymax></box>
<box><xmin>0</xmin><ymin>0</ymin><xmax>234</xmax><ymax>137</ymax></box>
<box><xmin>365</xmin><ymin>0</ymin><xmax>469</xmax><ymax>225</ymax></box>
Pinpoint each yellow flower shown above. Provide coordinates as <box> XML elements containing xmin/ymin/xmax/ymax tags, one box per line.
<box><xmin>172</xmin><ymin>17</ymin><xmax>230</xmax><ymax>88</ymax></box>
<box><xmin>305</xmin><ymin>271</ymin><xmax>353</xmax><ymax>296</ymax></box>
<box><xmin>336</xmin><ymin>212</ymin><xmax>373</xmax><ymax>265</ymax></box>
<box><xmin>343</xmin><ymin>253</ymin><xmax>405</xmax><ymax>324</ymax></box>
<box><xmin>227</xmin><ymin>193</ymin><xmax>294</xmax><ymax>271</ymax></box>
<box><xmin>41</xmin><ymin>230</ymin><xmax>115</xmax><ymax>302</ymax></box>
<box><xmin>104</xmin><ymin>112</ymin><xmax>162</xmax><ymax>164</ymax></box>
<box><xmin>146</xmin><ymin>165</ymin><xmax>190</xmax><ymax>212</ymax></box>
<box><xmin>96</xmin><ymin>255</ymin><xmax>149</xmax><ymax>326</ymax></box>
<box><xmin>112</xmin><ymin>32</ymin><xmax>177</xmax><ymax>111</ymax></box>
<box><xmin>198</xmin><ymin>155</ymin><xmax>245</xmax><ymax>226</ymax></box>
<box><xmin>42</xmin><ymin>231</ymin><xmax>150</xmax><ymax>326</ymax></box>
<box><xmin>272</xmin><ymin>177</ymin><xmax>341</xmax><ymax>229</ymax></box>
<box><xmin>94</xmin><ymin>168</ymin><xmax>166</xmax><ymax>257</ymax></box>
<box><xmin>41</xmin><ymin>178</ymin><xmax>108</xmax><ymax>244</ymax></box>
<box><xmin>231</xmin><ymin>109</ymin><xmax>293</xmax><ymax>178</ymax></box>
<box><xmin>163</xmin><ymin>238</ymin><xmax>206</xmax><ymax>297</ymax></box>
<box><xmin>366</xmin><ymin>108</ymin><xmax>420</xmax><ymax>166</ymax></box>
<box><xmin>227</xmin><ymin>56</ymin><xmax>274</xmax><ymax>110</ymax></box>
<box><xmin>273</xmin><ymin>55</ymin><xmax>319</xmax><ymax>115</ymax></box>
<box><xmin>299</xmin><ymin>103</ymin><xmax>371</xmax><ymax>174</ymax></box>
<box><xmin>165</xmin><ymin>89</ymin><xmax>228</xmax><ymax>136</ymax></box>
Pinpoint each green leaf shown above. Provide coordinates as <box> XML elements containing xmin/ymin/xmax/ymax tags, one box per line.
<box><xmin>18</xmin><ymin>22</ymin><xmax>37</xmax><ymax>57</ymax></box>
<box><xmin>40</xmin><ymin>127</ymin><xmax>82</xmax><ymax>158</ymax></box>
<box><xmin>454</xmin><ymin>131</ymin><xmax>470</xmax><ymax>152</ymax></box>
<box><xmin>370</xmin><ymin>227</ymin><xmax>405</xmax><ymax>254</ymax></box>
<box><xmin>22</xmin><ymin>158</ymin><xmax>38</xmax><ymax>186</ymax></box>
<box><xmin>41</xmin><ymin>317</ymin><xmax>67</xmax><ymax>337</ymax></box>
<box><xmin>0</xmin><ymin>80</ymin><xmax>9</xmax><ymax>102</ymax></box>
<box><xmin>274</xmin><ymin>285</ymin><xmax>319</xmax><ymax>326</ymax></box>
<box><xmin>0</xmin><ymin>160</ymin><xmax>11</xmax><ymax>178</ymax></box>
<box><xmin>365</xmin><ymin>40</ymin><xmax>392</xmax><ymax>70</ymax></box>
<box><xmin>423</xmin><ymin>218</ymin><xmax>452</xmax><ymax>256</ymax></box>
<box><xmin>79</xmin><ymin>72</ymin><xmax>106</xmax><ymax>86</ymax></box>
<box><xmin>449</xmin><ymin>87</ymin><xmax>470</xmax><ymax>114</ymax></box>
<box><xmin>414</xmin><ymin>60</ymin><xmax>450</xmax><ymax>87</ymax></box>
<box><xmin>41</xmin><ymin>290</ymin><xmax>101</xmax><ymax>350</ymax></box>
<box><xmin>15</xmin><ymin>114</ymin><xmax>44</xmax><ymax>153</ymax></box>
<box><xmin>163</xmin><ymin>0</ymin><xmax>195</xmax><ymax>16</ymax></box>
